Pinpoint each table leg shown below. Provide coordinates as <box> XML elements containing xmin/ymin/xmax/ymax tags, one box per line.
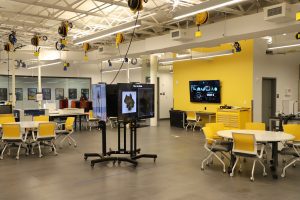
<box><xmin>79</xmin><ymin>115</ymin><xmax>82</xmax><ymax>131</ymax></box>
<box><xmin>270</xmin><ymin>142</ymin><xmax>279</xmax><ymax>179</ymax></box>
<box><xmin>74</xmin><ymin>116</ymin><xmax>77</xmax><ymax>131</ymax></box>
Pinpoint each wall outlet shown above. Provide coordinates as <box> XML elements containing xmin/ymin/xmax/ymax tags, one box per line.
<box><xmin>204</xmin><ymin>107</ymin><xmax>207</xmax><ymax>110</ymax></box>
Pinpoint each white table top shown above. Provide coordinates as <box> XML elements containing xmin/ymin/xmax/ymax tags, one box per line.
<box><xmin>217</xmin><ymin>130</ymin><xmax>295</xmax><ymax>142</ymax></box>
<box><xmin>0</xmin><ymin>121</ymin><xmax>51</xmax><ymax>129</ymax></box>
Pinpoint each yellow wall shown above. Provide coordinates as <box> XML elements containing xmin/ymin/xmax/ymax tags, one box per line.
<box><xmin>173</xmin><ymin>40</ymin><xmax>253</xmax><ymax>112</ymax></box>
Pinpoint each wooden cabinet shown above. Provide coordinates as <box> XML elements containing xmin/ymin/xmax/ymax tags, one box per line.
<box><xmin>216</xmin><ymin>108</ymin><xmax>251</xmax><ymax>129</ymax></box>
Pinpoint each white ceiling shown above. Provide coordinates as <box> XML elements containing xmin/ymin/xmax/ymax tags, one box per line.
<box><xmin>0</xmin><ymin>0</ymin><xmax>293</xmax><ymax>49</ymax></box>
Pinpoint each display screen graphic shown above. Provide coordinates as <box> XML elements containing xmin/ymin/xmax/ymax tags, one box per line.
<box><xmin>189</xmin><ymin>80</ymin><xmax>221</xmax><ymax>103</ymax></box>
<box><xmin>122</xmin><ymin>91</ymin><xmax>137</xmax><ymax>114</ymax></box>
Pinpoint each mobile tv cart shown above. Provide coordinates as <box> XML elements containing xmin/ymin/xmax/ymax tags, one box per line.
<box><xmin>84</xmin><ymin>120</ymin><xmax>157</xmax><ymax>167</ymax></box>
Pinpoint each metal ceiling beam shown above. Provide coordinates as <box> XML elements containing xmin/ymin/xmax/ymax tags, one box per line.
<box><xmin>0</xmin><ymin>10</ymin><xmax>65</xmax><ymax>22</ymax></box>
<box><xmin>93</xmin><ymin>0</ymin><xmax>128</xmax><ymax>8</ymax></box>
<box><xmin>8</xmin><ymin>0</ymin><xmax>104</xmax><ymax>18</ymax></box>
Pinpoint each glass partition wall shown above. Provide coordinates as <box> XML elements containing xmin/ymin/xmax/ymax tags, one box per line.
<box><xmin>0</xmin><ymin>75</ymin><xmax>91</xmax><ymax>110</ymax></box>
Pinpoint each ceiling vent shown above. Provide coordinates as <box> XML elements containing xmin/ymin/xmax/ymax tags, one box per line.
<box><xmin>264</xmin><ymin>3</ymin><xmax>294</xmax><ymax>23</ymax></box>
<box><xmin>170</xmin><ymin>29</ymin><xmax>193</xmax><ymax>41</ymax></box>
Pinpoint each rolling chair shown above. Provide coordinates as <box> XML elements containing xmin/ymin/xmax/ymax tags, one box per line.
<box><xmin>56</xmin><ymin>117</ymin><xmax>76</xmax><ymax>148</ymax></box>
<box><xmin>205</xmin><ymin>123</ymin><xmax>226</xmax><ymax>140</ymax></box>
<box><xmin>185</xmin><ymin>111</ymin><xmax>202</xmax><ymax>131</ymax></box>
<box><xmin>33</xmin><ymin>122</ymin><xmax>57</xmax><ymax>158</ymax></box>
<box><xmin>280</xmin><ymin>124</ymin><xmax>300</xmax><ymax>178</ymax></box>
<box><xmin>86</xmin><ymin>110</ymin><xmax>99</xmax><ymax>131</ymax></box>
<box><xmin>0</xmin><ymin>124</ymin><xmax>28</xmax><ymax>160</ymax></box>
<box><xmin>33</xmin><ymin>115</ymin><xmax>49</xmax><ymax>122</ymax></box>
<box><xmin>230</xmin><ymin>132</ymin><xmax>267</xmax><ymax>181</ymax></box>
<box><xmin>201</xmin><ymin>127</ymin><xmax>231</xmax><ymax>173</ymax></box>
<box><xmin>245</xmin><ymin>122</ymin><xmax>266</xmax><ymax>130</ymax></box>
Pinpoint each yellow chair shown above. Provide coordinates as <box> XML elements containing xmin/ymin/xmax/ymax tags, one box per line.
<box><xmin>201</xmin><ymin>127</ymin><xmax>231</xmax><ymax>173</ymax></box>
<box><xmin>230</xmin><ymin>133</ymin><xmax>267</xmax><ymax>181</ymax></box>
<box><xmin>0</xmin><ymin>124</ymin><xmax>28</xmax><ymax>160</ymax></box>
<box><xmin>205</xmin><ymin>123</ymin><xmax>226</xmax><ymax>139</ymax></box>
<box><xmin>87</xmin><ymin>110</ymin><xmax>99</xmax><ymax>131</ymax></box>
<box><xmin>185</xmin><ymin>111</ymin><xmax>202</xmax><ymax>131</ymax></box>
<box><xmin>245</xmin><ymin>122</ymin><xmax>266</xmax><ymax>130</ymax></box>
<box><xmin>33</xmin><ymin>115</ymin><xmax>49</xmax><ymax>122</ymax></box>
<box><xmin>56</xmin><ymin>117</ymin><xmax>76</xmax><ymax>148</ymax></box>
<box><xmin>34</xmin><ymin>122</ymin><xmax>57</xmax><ymax>158</ymax></box>
<box><xmin>0</xmin><ymin>116</ymin><xmax>15</xmax><ymax>124</ymax></box>
<box><xmin>281</xmin><ymin>124</ymin><xmax>300</xmax><ymax>178</ymax></box>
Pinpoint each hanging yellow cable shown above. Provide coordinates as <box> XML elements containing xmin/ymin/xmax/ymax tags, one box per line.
<box><xmin>116</xmin><ymin>33</ymin><xmax>125</xmax><ymax>48</ymax></box>
<box><xmin>83</xmin><ymin>42</ymin><xmax>91</xmax><ymax>61</ymax></box>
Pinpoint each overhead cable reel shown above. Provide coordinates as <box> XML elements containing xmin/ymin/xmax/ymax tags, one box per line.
<box><xmin>31</xmin><ymin>35</ymin><xmax>47</xmax><ymax>57</ymax></box>
<box><xmin>15</xmin><ymin>60</ymin><xmax>26</xmax><ymax>69</ymax></box>
<box><xmin>63</xmin><ymin>61</ymin><xmax>70</xmax><ymax>71</ymax></box>
<box><xmin>82</xmin><ymin>43</ymin><xmax>91</xmax><ymax>61</ymax></box>
<box><xmin>128</xmin><ymin>0</ymin><xmax>148</xmax><ymax>13</ymax></box>
<box><xmin>56</xmin><ymin>38</ymin><xmax>67</xmax><ymax>51</ymax></box>
<box><xmin>8</xmin><ymin>31</ymin><xmax>17</xmax><ymax>46</ymax></box>
<box><xmin>56</xmin><ymin>21</ymin><xmax>73</xmax><ymax>51</ymax></box>
<box><xmin>195</xmin><ymin>12</ymin><xmax>209</xmax><ymax>38</ymax></box>
<box><xmin>116</xmin><ymin>33</ymin><xmax>125</xmax><ymax>48</ymax></box>
<box><xmin>296</xmin><ymin>32</ymin><xmax>300</xmax><ymax>40</ymax></box>
<box><xmin>233</xmin><ymin>42</ymin><xmax>242</xmax><ymax>53</ymax></box>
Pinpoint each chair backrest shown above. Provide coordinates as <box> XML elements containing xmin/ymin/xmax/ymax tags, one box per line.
<box><xmin>283</xmin><ymin>124</ymin><xmax>300</xmax><ymax>142</ymax></box>
<box><xmin>205</xmin><ymin>123</ymin><xmax>225</xmax><ymax>139</ymax></box>
<box><xmin>37</xmin><ymin>123</ymin><xmax>56</xmax><ymax>138</ymax></box>
<box><xmin>33</xmin><ymin>115</ymin><xmax>49</xmax><ymax>122</ymax></box>
<box><xmin>245</xmin><ymin>122</ymin><xmax>265</xmax><ymax>130</ymax></box>
<box><xmin>0</xmin><ymin>114</ymin><xmax>14</xmax><ymax>118</ymax></box>
<box><xmin>186</xmin><ymin>111</ymin><xmax>197</xmax><ymax>121</ymax></box>
<box><xmin>2</xmin><ymin>124</ymin><xmax>22</xmax><ymax>140</ymax></box>
<box><xmin>65</xmin><ymin>117</ymin><xmax>75</xmax><ymax>132</ymax></box>
<box><xmin>89</xmin><ymin>110</ymin><xmax>93</xmax><ymax>118</ymax></box>
<box><xmin>0</xmin><ymin>116</ymin><xmax>16</xmax><ymax>124</ymax></box>
<box><xmin>232</xmin><ymin>132</ymin><xmax>257</xmax><ymax>155</ymax></box>
<box><xmin>202</xmin><ymin>127</ymin><xmax>215</xmax><ymax>145</ymax></box>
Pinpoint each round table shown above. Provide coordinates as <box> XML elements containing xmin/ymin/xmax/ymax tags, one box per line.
<box><xmin>217</xmin><ymin>130</ymin><xmax>294</xmax><ymax>142</ymax></box>
<box><xmin>217</xmin><ymin>130</ymin><xmax>295</xmax><ymax>179</ymax></box>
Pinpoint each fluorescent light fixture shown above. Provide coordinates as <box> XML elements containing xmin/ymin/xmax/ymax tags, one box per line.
<box><xmin>27</xmin><ymin>61</ymin><xmax>61</xmax><ymax>69</ymax></box>
<box><xmin>267</xmin><ymin>43</ymin><xmax>300</xmax><ymax>50</ymax></box>
<box><xmin>159</xmin><ymin>49</ymin><xmax>234</xmax><ymax>65</ymax></box>
<box><xmin>174</xmin><ymin>0</ymin><xmax>246</xmax><ymax>20</ymax></box>
<box><xmin>102</xmin><ymin>67</ymin><xmax>142</xmax><ymax>73</ymax></box>
<box><xmin>73</xmin><ymin>20</ymin><xmax>142</xmax><ymax>45</ymax></box>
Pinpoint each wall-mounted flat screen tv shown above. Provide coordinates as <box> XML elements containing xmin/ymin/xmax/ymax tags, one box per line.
<box><xmin>189</xmin><ymin>80</ymin><xmax>221</xmax><ymax>103</ymax></box>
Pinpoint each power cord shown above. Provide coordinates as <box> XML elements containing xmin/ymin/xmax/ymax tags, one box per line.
<box><xmin>110</xmin><ymin>11</ymin><xmax>140</xmax><ymax>84</ymax></box>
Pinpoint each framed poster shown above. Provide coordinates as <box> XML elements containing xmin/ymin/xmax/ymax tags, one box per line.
<box><xmin>68</xmin><ymin>88</ymin><xmax>77</xmax><ymax>99</ymax></box>
<box><xmin>16</xmin><ymin>88</ymin><xmax>23</xmax><ymax>101</ymax></box>
<box><xmin>81</xmin><ymin>88</ymin><xmax>89</xmax><ymax>99</ymax></box>
<box><xmin>42</xmin><ymin>88</ymin><xmax>51</xmax><ymax>100</ymax></box>
<box><xmin>0</xmin><ymin>88</ymin><xmax>8</xmax><ymax>101</ymax></box>
<box><xmin>28</xmin><ymin>88</ymin><xmax>37</xmax><ymax>100</ymax></box>
<box><xmin>55</xmin><ymin>88</ymin><xmax>64</xmax><ymax>100</ymax></box>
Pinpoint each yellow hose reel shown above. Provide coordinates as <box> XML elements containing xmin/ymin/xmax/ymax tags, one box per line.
<box><xmin>83</xmin><ymin>42</ymin><xmax>91</xmax><ymax>61</ymax></box>
<box><xmin>128</xmin><ymin>0</ymin><xmax>145</xmax><ymax>13</ymax></box>
<box><xmin>116</xmin><ymin>33</ymin><xmax>125</xmax><ymax>48</ymax></box>
<box><xmin>195</xmin><ymin>12</ymin><xmax>209</xmax><ymax>38</ymax></box>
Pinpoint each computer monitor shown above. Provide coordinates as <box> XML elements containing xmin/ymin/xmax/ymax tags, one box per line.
<box><xmin>0</xmin><ymin>105</ymin><xmax>13</xmax><ymax>114</ymax></box>
<box><xmin>92</xmin><ymin>84</ymin><xmax>107</xmax><ymax>121</ymax></box>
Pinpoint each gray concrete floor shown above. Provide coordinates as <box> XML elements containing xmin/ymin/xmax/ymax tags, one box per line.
<box><xmin>0</xmin><ymin>120</ymin><xmax>299</xmax><ymax>200</ymax></box>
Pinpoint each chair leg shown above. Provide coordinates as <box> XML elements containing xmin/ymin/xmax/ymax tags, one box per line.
<box><xmin>258</xmin><ymin>159</ymin><xmax>267</xmax><ymax>176</ymax></box>
<box><xmin>213</xmin><ymin>153</ymin><xmax>226</xmax><ymax>173</ymax></box>
<box><xmin>201</xmin><ymin>152</ymin><xmax>213</xmax><ymax>170</ymax></box>
<box><xmin>0</xmin><ymin>144</ymin><xmax>8</xmax><ymax>160</ymax></box>
<box><xmin>16</xmin><ymin>144</ymin><xmax>21</xmax><ymax>160</ymax></box>
<box><xmin>230</xmin><ymin>157</ymin><xmax>239</xmax><ymax>177</ymax></box>
<box><xmin>250</xmin><ymin>160</ymin><xmax>257</xmax><ymax>181</ymax></box>
<box><xmin>51</xmin><ymin>141</ymin><xmax>58</xmax><ymax>156</ymax></box>
<box><xmin>281</xmin><ymin>158</ymin><xmax>299</xmax><ymax>178</ymax></box>
<box><xmin>38</xmin><ymin>142</ymin><xmax>43</xmax><ymax>158</ymax></box>
<box><xmin>59</xmin><ymin>136</ymin><xmax>68</xmax><ymax>148</ymax></box>
<box><xmin>68</xmin><ymin>136</ymin><xmax>77</xmax><ymax>147</ymax></box>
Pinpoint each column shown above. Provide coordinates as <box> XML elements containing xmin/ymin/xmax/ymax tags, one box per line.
<box><xmin>38</xmin><ymin>66</ymin><xmax>42</xmax><ymax>109</ymax></box>
<box><xmin>127</xmin><ymin>61</ymin><xmax>130</xmax><ymax>83</ymax></box>
<box><xmin>150</xmin><ymin>55</ymin><xmax>158</xmax><ymax>127</ymax></box>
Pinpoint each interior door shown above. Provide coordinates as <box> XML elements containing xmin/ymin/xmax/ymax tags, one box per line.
<box><xmin>262</xmin><ymin>78</ymin><xmax>276</xmax><ymax>128</ymax></box>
